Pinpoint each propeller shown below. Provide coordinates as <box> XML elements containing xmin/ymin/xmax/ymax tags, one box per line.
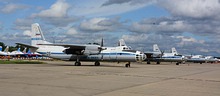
<box><xmin>98</xmin><ymin>38</ymin><xmax>106</xmax><ymax>51</ymax></box>
<box><xmin>98</xmin><ymin>38</ymin><xmax>106</xmax><ymax>60</ymax></box>
<box><xmin>160</xmin><ymin>50</ymin><xmax>165</xmax><ymax>58</ymax></box>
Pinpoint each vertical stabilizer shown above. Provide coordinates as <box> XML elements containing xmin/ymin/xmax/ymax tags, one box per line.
<box><xmin>118</xmin><ymin>39</ymin><xmax>127</xmax><ymax>46</ymax></box>
<box><xmin>171</xmin><ymin>47</ymin><xmax>178</xmax><ymax>55</ymax></box>
<box><xmin>153</xmin><ymin>44</ymin><xmax>161</xmax><ymax>52</ymax></box>
<box><xmin>17</xmin><ymin>47</ymin><xmax>21</xmax><ymax>52</ymax></box>
<box><xmin>4</xmin><ymin>46</ymin><xmax>9</xmax><ymax>52</ymax></box>
<box><xmin>0</xmin><ymin>46</ymin><xmax>2</xmax><ymax>51</ymax></box>
<box><xmin>22</xmin><ymin>48</ymin><xmax>27</xmax><ymax>53</ymax></box>
<box><xmin>31</xmin><ymin>23</ymin><xmax>50</xmax><ymax>46</ymax></box>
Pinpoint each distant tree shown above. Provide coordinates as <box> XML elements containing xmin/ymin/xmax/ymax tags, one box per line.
<box><xmin>0</xmin><ymin>42</ymin><xmax>27</xmax><ymax>52</ymax></box>
<box><xmin>0</xmin><ymin>42</ymin><xmax>6</xmax><ymax>50</ymax></box>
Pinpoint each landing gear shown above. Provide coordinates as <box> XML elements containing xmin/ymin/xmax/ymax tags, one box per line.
<box><xmin>75</xmin><ymin>61</ymin><xmax>81</xmax><ymax>66</ymax></box>
<box><xmin>147</xmin><ymin>60</ymin><xmax>151</xmax><ymax>64</ymax></box>
<box><xmin>75</xmin><ymin>56</ymin><xmax>81</xmax><ymax>66</ymax></box>
<box><xmin>125</xmin><ymin>62</ymin><xmax>130</xmax><ymax>67</ymax></box>
<box><xmin>176</xmin><ymin>62</ymin><xmax>179</xmax><ymax>65</ymax></box>
<box><xmin>156</xmin><ymin>61</ymin><xmax>160</xmax><ymax>64</ymax></box>
<box><xmin>94</xmin><ymin>61</ymin><xmax>100</xmax><ymax>66</ymax></box>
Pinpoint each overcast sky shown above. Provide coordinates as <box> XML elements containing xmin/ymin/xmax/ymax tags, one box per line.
<box><xmin>0</xmin><ymin>0</ymin><xmax>220</xmax><ymax>56</ymax></box>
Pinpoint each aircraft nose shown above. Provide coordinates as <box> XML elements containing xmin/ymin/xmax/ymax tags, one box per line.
<box><xmin>136</xmin><ymin>51</ymin><xmax>147</xmax><ymax>62</ymax></box>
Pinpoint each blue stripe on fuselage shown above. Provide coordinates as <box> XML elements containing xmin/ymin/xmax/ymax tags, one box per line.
<box><xmin>31</xmin><ymin>38</ymin><xmax>42</xmax><ymax>40</ymax></box>
<box><xmin>38</xmin><ymin>52</ymin><xmax>136</xmax><ymax>55</ymax></box>
<box><xmin>38</xmin><ymin>52</ymin><xmax>65</xmax><ymax>55</ymax></box>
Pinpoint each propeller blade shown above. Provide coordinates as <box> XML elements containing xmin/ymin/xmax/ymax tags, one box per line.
<box><xmin>101</xmin><ymin>38</ymin><xmax>104</xmax><ymax>47</ymax></box>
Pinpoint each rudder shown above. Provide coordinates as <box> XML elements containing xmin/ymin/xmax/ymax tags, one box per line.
<box><xmin>31</xmin><ymin>23</ymin><xmax>50</xmax><ymax>46</ymax></box>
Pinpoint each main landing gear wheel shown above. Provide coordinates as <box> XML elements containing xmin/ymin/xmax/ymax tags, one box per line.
<box><xmin>94</xmin><ymin>61</ymin><xmax>100</xmax><ymax>66</ymax></box>
<box><xmin>75</xmin><ymin>61</ymin><xmax>81</xmax><ymax>66</ymax></box>
<box><xmin>156</xmin><ymin>61</ymin><xmax>160</xmax><ymax>64</ymax></box>
<box><xmin>176</xmin><ymin>62</ymin><xmax>179</xmax><ymax>65</ymax></box>
<box><xmin>125</xmin><ymin>62</ymin><xmax>130</xmax><ymax>67</ymax></box>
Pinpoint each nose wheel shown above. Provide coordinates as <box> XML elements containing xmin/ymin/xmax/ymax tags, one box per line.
<box><xmin>125</xmin><ymin>62</ymin><xmax>130</xmax><ymax>67</ymax></box>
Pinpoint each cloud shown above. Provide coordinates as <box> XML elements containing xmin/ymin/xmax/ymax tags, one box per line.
<box><xmin>23</xmin><ymin>30</ymin><xmax>31</xmax><ymax>36</ymax></box>
<box><xmin>66</xmin><ymin>27</ymin><xmax>78</xmax><ymax>35</ymax></box>
<box><xmin>31</xmin><ymin>0</ymin><xmax>78</xmax><ymax>27</ymax></box>
<box><xmin>102</xmin><ymin>0</ymin><xmax>157</xmax><ymax>6</ymax></box>
<box><xmin>160</xmin><ymin>0</ymin><xmax>220</xmax><ymax>19</ymax></box>
<box><xmin>172</xmin><ymin>36</ymin><xmax>205</xmax><ymax>46</ymax></box>
<box><xmin>13</xmin><ymin>18</ymin><xmax>34</xmax><ymax>30</ymax></box>
<box><xmin>69</xmin><ymin>0</ymin><xmax>150</xmax><ymax>17</ymax></box>
<box><xmin>32</xmin><ymin>0</ymin><xmax>69</xmax><ymax>18</ymax></box>
<box><xmin>79</xmin><ymin>17</ymin><xmax>123</xmax><ymax>32</ymax></box>
<box><xmin>129</xmin><ymin>17</ymin><xmax>192</xmax><ymax>35</ymax></box>
<box><xmin>39</xmin><ymin>17</ymin><xmax>79</xmax><ymax>27</ymax></box>
<box><xmin>1</xmin><ymin>3</ymin><xmax>28</xmax><ymax>13</ymax></box>
<box><xmin>122</xmin><ymin>34</ymin><xmax>149</xmax><ymax>43</ymax></box>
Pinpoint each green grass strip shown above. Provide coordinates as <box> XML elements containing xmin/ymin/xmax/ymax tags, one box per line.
<box><xmin>0</xmin><ymin>60</ymin><xmax>45</xmax><ymax>64</ymax></box>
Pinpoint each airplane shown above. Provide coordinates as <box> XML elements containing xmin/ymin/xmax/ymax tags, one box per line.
<box><xmin>145</xmin><ymin>44</ymin><xmax>185</xmax><ymax>65</ymax></box>
<box><xmin>0</xmin><ymin>46</ymin><xmax>5</xmax><ymax>56</ymax></box>
<box><xmin>10</xmin><ymin>47</ymin><xmax>25</xmax><ymax>56</ymax></box>
<box><xmin>185</xmin><ymin>55</ymin><xmax>219</xmax><ymax>64</ymax></box>
<box><xmin>16</xmin><ymin>23</ymin><xmax>146</xmax><ymax>67</ymax></box>
<box><xmin>0</xmin><ymin>46</ymin><xmax>13</xmax><ymax>59</ymax></box>
<box><xmin>205</xmin><ymin>56</ymin><xmax>219</xmax><ymax>63</ymax></box>
<box><xmin>0</xmin><ymin>46</ymin><xmax>10</xmax><ymax>56</ymax></box>
<box><xmin>185</xmin><ymin>55</ymin><xmax>207</xmax><ymax>64</ymax></box>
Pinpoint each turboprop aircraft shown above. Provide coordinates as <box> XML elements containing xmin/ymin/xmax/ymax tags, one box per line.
<box><xmin>16</xmin><ymin>23</ymin><xmax>146</xmax><ymax>67</ymax></box>
<box><xmin>145</xmin><ymin>44</ymin><xmax>185</xmax><ymax>65</ymax></box>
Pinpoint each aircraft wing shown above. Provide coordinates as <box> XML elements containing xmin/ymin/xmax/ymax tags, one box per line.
<box><xmin>37</xmin><ymin>43</ymin><xmax>86</xmax><ymax>49</ymax></box>
<box><xmin>16</xmin><ymin>43</ymin><xmax>38</xmax><ymax>49</ymax></box>
<box><xmin>38</xmin><ymin>43</ymin><xmax>103</xmax><ymax>55</ymax></box>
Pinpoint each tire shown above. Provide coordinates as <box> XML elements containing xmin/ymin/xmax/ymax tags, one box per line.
<box><xmin>95</xmin><ymin>61</ymin><xmax>100</xmax><ymax>66</ymax></box>
<box><xmin>75</xmin><ymin>62</ymin><xmax>81</xmax><ymax>66</ymax></box>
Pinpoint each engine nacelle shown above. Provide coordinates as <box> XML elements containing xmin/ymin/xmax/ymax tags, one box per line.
<box><xmin>83</xmin><ymin>45</ymin><xmax>101</xmax><ymax>55</ymax></box>
<box><xmin>63</xmin><ymin>49</ymin><xmax>84</xmax><ymax>55</ymax></box>
<box><xmin>63</xmin><ymin>45</ymin><xmax>101</xmax><ymax>55</ymax></box>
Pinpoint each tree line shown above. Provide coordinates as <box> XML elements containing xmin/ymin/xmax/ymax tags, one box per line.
<box><xmin>0</xmin><ymin>42</ymin><xmax>26</xmax><ymax>52</ymax></box>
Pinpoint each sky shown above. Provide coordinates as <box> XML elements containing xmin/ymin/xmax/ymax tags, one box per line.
<box><xmin>0</xmin><ymin>0</ymin><xmax>220</xmax><ymax>56</ymax></box>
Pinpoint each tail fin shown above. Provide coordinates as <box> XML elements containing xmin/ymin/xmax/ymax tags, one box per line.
<box><xmin>153</xmin><ymin>44</ymin><xmax>161</xmax><ymax>52</ymax></box>
<box><xmin>118</xmin><ymin>39</ymin><xmax>127</xmax><ymax>46</ymax></box>
<box><xmin>171</xmin><ymin>47</ymin><xmax>178</xmax><ymax>55</ymax></box>
<box><xmin>22</xmin><ymin>48</ymin><xmax>27</xmax><ymax>53</ymax></box>
<box><xmin>31</xmin><ymin>23</ymin><xmax>50</xmax><ymax>46</ymax></box>
<box><xmin>4</xmin><ymin>46</ymin><xmax>9</xmax><ymax>52</ymax></box>
<box><xmin>0</xmin><ymin>46</ymin><xmax>2</xmax><ymax>51</ymax></box>
<box><xmin>27</xmin><ymin>49</ymin><xmax>32</xmax><ymax>54</ymax></box>
<box><xmin>17</xmin><ymin>47</ymin><xmax>21</xmax><ymax>52</ymax></box>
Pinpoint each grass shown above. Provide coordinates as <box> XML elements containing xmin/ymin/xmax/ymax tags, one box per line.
<box><xmin>0</xmin><ymin>60</ymin><xmax>46</xmax><ymax>64</ymax></box>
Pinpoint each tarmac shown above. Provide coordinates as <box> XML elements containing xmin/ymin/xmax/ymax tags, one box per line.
<box><xmin>0</xmin><ymin>61</ymin><xmax>220</xmax><ymax>96</ymax></box>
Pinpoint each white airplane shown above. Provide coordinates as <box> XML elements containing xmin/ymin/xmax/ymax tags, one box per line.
<box><xmin>0</xmin><ymin>46</ymin><xmax>11</xmax><ymax>56</ymax></box>
<box><xmin>145</xmin><ymin>44</ymin><xmax>185</xmax><ymax>65</ymax></box>
<box><xmin>16</xmin><ymin>23</ymin><xmax>146</xmax><ymax>67</ymax></box>
<box><xmin>0</xmin><ymin>46</ymin><xmax>5</xmax><ymax>55</ymax></box>
<box><xmin>10</xmin><ymin>47</ymin><xmax>25</xmax><ymax>56</ymax></box>
<box><xmin>205</xmin><ymin>56</ymin><xmax>219</xmax><ymax>63</ymax></box>
<box><xmin>186</xmin><ymin>55</ymin><xmax>207</xmax><ymax>64</ymax></box>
